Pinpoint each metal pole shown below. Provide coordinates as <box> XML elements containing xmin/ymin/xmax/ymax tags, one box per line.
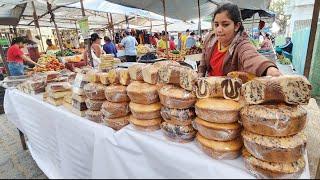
<box><xmin>79</xmin><ymin>0</ymin><xmax>93</xmax><ymax>67</ymax></box>
<box><xmin>110</xmin><ymin>13</ymin><xmax>115</xmax><ymax>42</ymax></box>
<box><xmin>80</xmin><ymin>0</ymin><xmax>85</xmax><ymax>17</ymax></box>
<box><xmin>304</xmin><ymin>0</ymin><xmax>320</xmax><ymax>78</ymax></box>
<box><xmin>31</xmin><ymin>1</ymin><xmax>45</xmax><ymax>52</ymax></box>
<box><xmin>197</xmin><ymin>0</ymin><xmax>202</xmax><ymax>37</ymax></box>
<box><xmin>162</xmin><ymin>0</ymin><xmax>169</xmax><ymax>58</ymax></box>
<box><xmin>47</xmin><ymin>2</ymin><xmax>64</xmax><ymax>55</ymax></box>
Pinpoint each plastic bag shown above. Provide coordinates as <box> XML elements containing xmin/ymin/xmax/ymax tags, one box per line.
<box><xmin>160</xmin><ymin>121</ymin><xmax>196</xmax><ymax>143</ymax></box>
<box><xmin>48</xmin><ymin>90</ymin><xmax>71</xmax><ymax>99</ymax></box>
<box><xmin>46</xmin><ymin>82</ymin><xmax>72</xmax><ymax>92</ymax></box>
<box><xmin>192</xmin><ymin>117</ymin><xmax>241</xmax><ymax>141</ymax></box>
<box><xmin>160</xmin><ymin>106</ymin><xmax>195</xmax><ymax>126</ymax></box>
<box><xmin>129</xmin><ymin>102</ymin><xmax>161</xmax><ymax>120</ymax></box>
<box><xmin>159</xmin><ymin>85</ymin><xmax>196</xmax><ymax>109</ymax></box>
<box><xmin>127</xmin><ymin>81</ymin><xmax>159</xmax><ymax>105</ymax></box>
<box><xmin>83</xmin><ymin>83</ymin><xmax>106</xmax><ymax>100</ymax></box>
<box><xmin>101</xmin><ymin>101</ymin><xmax>130</xmax><ymax>118</ymax></box>
<box><xmin>105</xmin><ymin>85</ymin><xmax>130</xmax><ymax>103</ymax></box>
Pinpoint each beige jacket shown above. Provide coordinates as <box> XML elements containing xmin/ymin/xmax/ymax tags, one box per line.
<box><xmin>198</xmin><ymin>31</ymin><xmax>277</xmax><ymax>77</ymax></box>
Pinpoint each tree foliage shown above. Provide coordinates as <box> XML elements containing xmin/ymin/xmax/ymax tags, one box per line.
<box><xmin>269</xmin><ymin>0</ymin><xmax>291</xmax><ymax>34</ymax></box>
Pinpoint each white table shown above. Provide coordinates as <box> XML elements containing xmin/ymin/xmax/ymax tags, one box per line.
<box><xmin>4</xmin><ymin>89</ymin><xmax>311</xmax><ymax>179</ymax></box>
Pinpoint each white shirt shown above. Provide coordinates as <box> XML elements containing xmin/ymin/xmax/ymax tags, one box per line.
<box><xmin>120</xmin><ymin>35</ymin><xmax>138</xmax><ymax>56</ymax></box>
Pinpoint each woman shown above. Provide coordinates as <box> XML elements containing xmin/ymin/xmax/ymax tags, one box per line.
<box><xmin>83</xmin><ymin>33</ymin><xmax>103</xmax><ymax>67</ymax></box>
<box><xmin>259</xmin><ymin>33</ymin><xmax>273</xmax><ymax>51</ymax></box>
<box><xmin>46</xmin><ymin>39</ymin><xmax>58</xmax><ymax>51</ymax></box>
<box><xmin>6</xmin><ymin>37</ymin><xmax>41</xmax><ymax>76</ymax></box>
<box><xmin>198</xmin><ymin>3</ymin><xmax>281</xmax><ymax>77</ymax></box>
<box><xmin>169</xmin><ymin>35</ymin><xmax>176</xmax><ymax>50</ymax></box>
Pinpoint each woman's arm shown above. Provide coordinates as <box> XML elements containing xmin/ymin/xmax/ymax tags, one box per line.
<box><xmin>21</xmin><ymin>55</ymin><xmax>42</xmax><ymax>66</ymax></box>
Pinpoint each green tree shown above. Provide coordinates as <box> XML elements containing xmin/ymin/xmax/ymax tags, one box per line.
<box><xmin>269</xmin><ymin>0</ymin><xmax>291</xmax><ymax>34</ymax></box>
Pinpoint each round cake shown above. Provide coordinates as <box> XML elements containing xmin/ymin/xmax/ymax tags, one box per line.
<box><xmin>193</xmin><ymin>117</ymin><xmax>241</xmax><ymax>141</ymax></box>
<box><xmin>101</xmin><ymin>101</ymin><xmax>130</xmax><ymax>118</ymax></box>
<box><xmin>160</xmin><ymin>107</ymin><xmax>195</xmax><ymax>126</ymax></box>
<box><xmin>105</xmin><ymin>85</ymin><xmax>130</xmax><ymax>103</ymax></box>
<box><xmin>129</xmin><ymin>102</ymin><xmax>161</xmax><ymax>120</ymax></box>
<box><xmin>129</xmin><ymin>115</ymin><xmax>162</xmax><ymax>132</ymax></box>
<box><xmin>104</xmin><ymin>115</ymin><xmax>130</xmax><ymax>131</ymax></box>
<box><xmin>240</xmin><ymin>104</ymin><xmax>307</xmax><ymax>137</ymax></box>
<box><xmin>195</xmin><ymin>98</ymin><xmax>241</xmax><ymax>123</ymax></box>
<box><xmin>160</xmin><ymin>121</ymin><xmax>196</xmax><ymax>143</ymax></box>
<box><xmin>85</xmin><ymin>99</ymin><xmax>104</xmax><ymax>111</ymax></box>
<box><xmin>127</xmin><ymin>81</ymin><xmax>159</xmax><ymax>104</ymax></box>
<box><xmin>196</xmin><ymin>133</ymin><xmax>243</xmax><ymax>160</ymax></box>
<box><xmin>159</xmin><ymin>85</ymin><xmax>196</xmax><ymax>109</ymax></box>
<box><xmin>242</xmin><ymin>149</ymin><xmax>305</xmax><ymax>179</ymax></box>
<box><xmin>242</xmin><ymin>130</ymin><xmax>307</xmax><ymax>163</ymax></box>
<box><xmin>83</xmin><ymin>83</ymin><xmax>106</xmax><ymax>100</ymax></box>
<box><xmin>85</xmin><ymin>110</ymin><xmax>103</xmax><ymax>123</ymax></box>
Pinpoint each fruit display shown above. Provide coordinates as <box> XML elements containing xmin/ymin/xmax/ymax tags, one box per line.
<box><xmin>37</xmin><ymin>55</ymin><xmax>57</xmax><ymax>65</ymax></box>
<box><xmin>65</xmin><ymin>55</ymin><xmax>82</xmax><ymax>63</ymax></box>
<box><xmin>55</xmin><ymin>49</ymin><xmax>75</xmax><ymax>57</ymax></box>
<box><xmin>186</xmin><ymin>46</ymin><xmax>202</xmax><ymax>55</ymax></box>
<box><xmin>34</xmin><ymin>57</ymin><xmax>65</xmax><ymax>72</ymax></box>
<box><xmin>159</xmin><ymin>50</ymin><xmax>185</xmax><ymax>61</ymax></box>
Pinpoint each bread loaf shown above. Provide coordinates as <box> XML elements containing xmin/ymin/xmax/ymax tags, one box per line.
<box><xmin>160</xmin><ymin>107</ymin><xmax>195</xmax><ymax>126</ymax></box>
<box><xmin>64</xmin><ymin>95</ymin><xmax>72</xmax><ymax>104</ymax></box>
<box><xmin>128</xmin><ymin>63</ymin><xmax>146</xmax><ymax>81</ymax></box>
<box><xmin>195</xmin><ymin>77</ymin><xmax>242</xmax><ymax>101</ymax></box>
<box><xmin>119</xmin><ymin>68</ymin><xmax>131</xmax><ymax>85</ymax></box>
<box><xmin>85</xmin><ymin>99</ymin><xmax>105</xmax><ymax>111</ymax></box>
<box><xmin>46</xmin><ymin>82</ymin><xmax>72</xmax><ymax>92</ymax></box>
<box><xmin>48</xmin><ymin>91</ymin><xmax>71</xmax><ymax>99</ymax></box>
<box><xmin>142</xmin><ymin>64</ymin><xmax>160</xmax><ymax>85</ymax></box>
<box><xmin>72</xmin><ymin>99</ymin><xmax>87</xmax><ymax>111</ymax></box>
<box><xmin>193</xmin><ymin>117</ymin><xmax>241</xmax><ymax>141</ymax></box>
<box><xmin>127</xmin><ymin>81</ymin><xmax>159</xmax><ymax>104</ymax></box>
<box><xmin>107</xmin><ymin>68</ymin><xmax>120</xmax><ymax>85</ymax></box>
<box><xmin>104</xmin><ymin>115</ymin><xmax>130</xmax><ymax>131</ymax></box>
<box><xmin>179</xmin><ymin>67</ymin><xmax>198</xmax><ymax>91</ymax></box>
<box><xmin>158</xmin><ymin>64</ymin><xmax>183</xmax><ymax>85</ymax></box>
<box><xmin>159</xmin><ymin>85</ymin><xmax>196</xmax><ymax>109</ymax></box>
<box><xmin>129</xmin><ymin>115</ymin><xmax>162</xmax><ymax>131</ymax></box>
<box><xmin>72</xmin><ymin>93</ymin><xmax>86</xmax><ymax>102</ymax></box>
<box><xmin>105</xmin><ymin>85</ymin><xmax>130</xmax><ymax>103</ymax></box>
<box><xmin>227</xmin><ymin>71</ymin><xmax>256</xmax><ymax>83</ymax></box>
<box><xmin>242</xmin><ymin>130</ymin><xmax>307</xmax><ymax>163</ymax></box>
<box><xmin>71</xmin><ymin>107</ymin><xmax>87</xmax><ymax>117</ymax></box>
<box><xmin>99</xmin><ymin>72</ymin><xmax>110</xmax><ymax>85</ymax></box>
<box><xmin>47</xmin><ymin>97</ymin><xmax>64</xmax><ymax>106</ymax></box>
<box><xmin>85</xmin><ymin>110</ymin><xmax>103</xmax><ymax>123</ymax></box>
<box><xmin>195</xmin><ymin>98</ymin><xmax>241</xmax><ymax>123</ymax></box>
<box><xmin>240</xmin><ymin>104</ymin><xmax>307</xmax><ymax>137</ymax></box>
<box><xmin>129</xmin><ymin>102</ymin><xmax>161</xmax><ymax>120</ymax></box>
<box><xmin>242</xmin><ymin>149</ymin><xmax>305</xmax><ymax>179</ymax></box>
<box><xmin>101</xmin><ymin>101</ymin><xmax>130</xmax><ymax>118</ymax></box>
<box><xmin>196</xmin><ymin>133</ymin><xmax>243</xmax><ymax>160</ymax></box>
<box><xmin>242</xmin><ymin>75</ymin><xmax>312</xmax><ymax>105</ymax></box>
<box><xmin>160</xmin><ymin>121</ymin><xmax>196</xmax><ymax>143</ymax></box>
<box><xmin>83</xmin><ymin>83</ymin><xmax>106</xmax><ymax>100</ymax></box>
<box><xmin>86</xmin><ymin>70</ymin><xmax>100</xmax><ymax>83</ymax></box>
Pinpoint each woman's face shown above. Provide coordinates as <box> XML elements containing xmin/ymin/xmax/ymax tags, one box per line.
<box><xmin>213</xmin><ymin>11</ymin><xmax>240</xmax><ymax>45</ymax></box>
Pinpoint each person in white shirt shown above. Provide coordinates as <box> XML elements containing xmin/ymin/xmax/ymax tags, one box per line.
<box><xmin>119</xmin><ymin>31</ymin><xmax>138</xmax><ymax>62</ymax></box>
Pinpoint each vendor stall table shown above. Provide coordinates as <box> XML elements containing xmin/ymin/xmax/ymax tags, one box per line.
<box><xmin>4</xmin><ymin>89</ymin><xmax>311</xmax><ymax>179</ymax></box>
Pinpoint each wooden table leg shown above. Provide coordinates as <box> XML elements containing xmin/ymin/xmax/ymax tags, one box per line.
<box><xmin>18</xmin><ymin>129</ymin><xmax>28</xmax><ymax>150</ymax></box>
<box><xmin>316</xmin><ymin>158</ymin><xmax>320</xmax><ymax>179</ymax></box>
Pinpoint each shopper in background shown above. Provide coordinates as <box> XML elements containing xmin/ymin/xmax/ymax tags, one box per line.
<box><xmin>83</xmin><ymin>33</ymin><xmax>103</xmax><ymax>67</ymax></box>
<box><xmin>103</xmin><ymin>36</ymin><xmax>118</xmax><ymax>57</ymax></box>
<box><xmin>186</xmin><ymin>32</ymin><xmax>196</xmax><ymax>49</ymax></box>
<box><xmin>259</xmin><ymin>33</ymin><xmax>273</xmax><ymax>51</ymax></box>
<box><xmin>6</xmin><ymin>37</ymin><xmax>41</xmax><ymax>76</ymax></box>
<box><xmin>180</xmin><ymin>29</ymin><xmax>190</xmax><ymax>50</ymax></box>
<box><xmin>177</xmin><ymin>32</ymin><xmax>182</xmax><ymax>50</ymax></box>
<box><xmin>169</xmin><ymin>35</ymin><xmax>176</xmax><ymax>50</ymax></box>
<box><xmin>46</xmin><ymin>39</ymin><xmax>58</xmax><ymax>51</ymax></box>
<box><xmin>119</xmin><ymin>31</ymin><xmax>138</xmax><ymax>62</ymax></box>
<box><xmin>156</xmin><ymin>31</ymin><xmax>170</xmax><ymax>53</ymax></box>
<box><xmin>199</xmin><ymin>3</ymin><xmax>281</xmax><ymax>77</ymax></box>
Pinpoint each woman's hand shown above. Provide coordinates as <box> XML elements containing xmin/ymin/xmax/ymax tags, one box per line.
<box><xmin>266</xmin><ymin>67</ymin><xmax>282</xmax><ymax>76</ymax></box>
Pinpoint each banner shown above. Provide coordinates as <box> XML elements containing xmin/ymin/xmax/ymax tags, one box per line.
<box><xmin>77</xmin><ymin>17</ymin><xmax>89</xmax><ymax>39</ymax></box>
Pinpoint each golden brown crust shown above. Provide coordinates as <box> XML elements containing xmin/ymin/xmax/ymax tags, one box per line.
<box><xmin>127</xmin><ymin>81</ymin><xmax>159</xmax><ymax>104</ymax></box>
<box><xmin>159</xmin><ymin>85</ymin><xmax>196</xmax><ymax>109</ymax></box>
<box><xmin>104</xmin><ymin>115</ymin><xmax>130</xmax><ymax>131</ymax></box>
<box><xmin>105</xmin><ymin>85</ymin><xmax>130</xmax><ymax>103</ymax></box>
<box><xmin>129</xmin><ymin>102</ymin><xmax>161</xmax><ymax>120</ymax></box>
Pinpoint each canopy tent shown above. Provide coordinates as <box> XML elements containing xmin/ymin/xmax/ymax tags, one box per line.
<box><xmin>105</xmin><ymin>0</ymin><xmax>272</xmax><ymax>21</ymax></box>
<box><xmin>241</xmin><ymin>9</ymin><xmax>275</xmax><ymax>21</ymax></box>
<box><xmin>149</xmin><ymin>20</ymin><xmax>212</xmax><ymax>32</ymax></box>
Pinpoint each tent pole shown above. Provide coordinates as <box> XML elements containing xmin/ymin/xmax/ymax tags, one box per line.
<box><xmin>197</xmin><ymin>0</ymin><xmax>202</xmax><ymax>37</ymax></box>
<box><xmin>47</xmin><ymin>2</ymin><xmax>64</xmax><ymax>55</ymax></box>
<box><xmin>162</xmin><ymin>0</ymin><xmax>169</xmax><ymax>58</ymax></box>
<box><xmin>80</xmin><ymin>0</ymin><xmax>85</xmax><ymax>17</ymax></box>
<box><xmin>80</xmin><ymin>0</ymin><xmax>93</xmax><ymax>67</ymax></box>
<box><xmin>110</xmin><ymin>13</ymin><xmax>115</xmax><ymax>43</ymax></box>
<box><xmin>304</xmin><ymin>0</ymin><xmax>320</xmax><ymax>78</ymax></box>
<box><xmin>31</xmin><ymin>1</ymin><xmax>45</xmax><ymax>52</ymax></box>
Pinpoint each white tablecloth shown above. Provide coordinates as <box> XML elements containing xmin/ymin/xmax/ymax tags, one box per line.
<box><xmin>4</xmin><ymin>89</ymin><xmax>310</xmax><ymax>179</ymax></box>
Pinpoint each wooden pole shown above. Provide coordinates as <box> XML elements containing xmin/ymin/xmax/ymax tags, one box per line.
<box><xmin>31</xmin><ymin>1</ymin><xmax>45</xmax><ymax>52</ymax></box>
<box><xmin>197</xmin><ymin>0</ymin><xmax>202</xmax><ymax>37</ymax></box>
<box><xmin>80</xmin><ymin>0</ymin><xmax>85</xmax><ymax>17</ymax></box>
<box><xmin>162</xmin><ymin>0</ymin><xmax>169</xmax><ymax>58</ymax></box>
<box><xmin>110</xmin><ymin>13</ymin><xmax>115</xmax><ymax>43</ymax></box>
<box><xmin>79</xmin><ymin>0</ymin><xmax>93</xmax><ymax>67</ymax></box>
<box><xmin>47</xmin><ymin>2</ymin><xmax>64</xmax><ymax>55</ymax></box>
<box><xmin>304</xmin><ymin>0</ymin><xmax>320</xmax><ymax>78</ymax></box>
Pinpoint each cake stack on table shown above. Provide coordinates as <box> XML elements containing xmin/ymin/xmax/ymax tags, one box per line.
<box><xmin>99</xmin><ymin>54</ymin><xmax>115</xmax><ymax>71</ymax></box>
<box><xmin>193</xmin><ymin>76</ymin><xmax>244</xmax><ymax>159</ymax></box>
<box><xmin>240</xmin><ymin>75</ymin><xmax>312</xmax><ymax>179</ymax></box>
<box><xmin>126</xmin><ymin>63</ymin><xmax>161</xmax><ymax>131</ymax></box>
<box><xmin>46</xmin><ymin>82</ymin><xmax>72</xmax><ymax>106</ymax></box>
<box><xmin>71</xmin><ymin>72</ymin><xmax>89</xmax><ymax>117</ymax></box>
<box><xmin>102</xmin><ymin>68</ymin><xmax>131</xmax><ymax>130</ymax></box>
<box><xmin>157</xmin><ymin>63</ymin><xmax>198</xmax><ymax>143</ymax></box>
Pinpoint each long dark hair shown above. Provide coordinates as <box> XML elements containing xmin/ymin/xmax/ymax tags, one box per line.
<box><xmin>213</xmin><ymin>3</ymin><xmax>244</xmax><ymax>33</ymax></box>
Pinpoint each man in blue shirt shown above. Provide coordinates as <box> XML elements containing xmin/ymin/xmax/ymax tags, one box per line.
<box><xmin>119</xmin><ymin>31</ymin><xmax>138</xmax><ymax>62</ymax></box>
<box><xmin>103</xmin><ymin>36</ymin><xmax>117</xmax><ymax>57</ymax></box>
<box><xmin>186</xmin><ymin>32</ymin><xmax>196</xmax><ymax>49</ymax></box>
